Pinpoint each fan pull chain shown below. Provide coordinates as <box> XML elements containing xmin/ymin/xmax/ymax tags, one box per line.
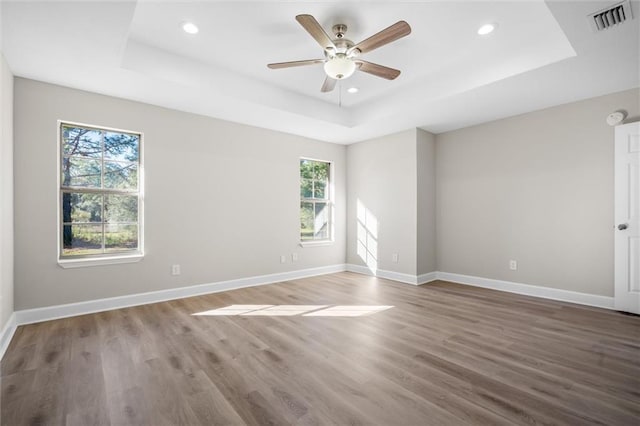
<box><xmin>339</xmin><ymin>80</ymin><xmax>342</xmax><ymax>108</ymax></box>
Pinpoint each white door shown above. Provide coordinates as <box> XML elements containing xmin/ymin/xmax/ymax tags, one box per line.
<box><xmin>615</xmin><ymin>122</ymin><xmax>640</xmax><ymax>314</ymax></box>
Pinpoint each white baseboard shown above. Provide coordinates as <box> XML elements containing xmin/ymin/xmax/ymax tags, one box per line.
<box><xmin>436</xmin><ymin>272</ymin><xmax>614</xmax><ymax>310</ymax></box>
<box><xmin>346</xmin><ymin>264</ymin><xmax>439</xmax><ymax>286</ymax></box>
<box><xmin>345</xmin><ymin>266</ymin><xmax>614</xmax><ymax>309</ymax></box>
<box><xmin>417</xmin><ymin>272</ymin><xmax>438</xmax><ymax>285</ymax></box>
<box><xmin>13</xmin><ymin>264</ymin><xmax>347</xmax><ymax>327</ymax></box>
<box><xmin>0</xmin><ymin>312</ymin><xmax>17</xmax><ymax>361</ymax></box>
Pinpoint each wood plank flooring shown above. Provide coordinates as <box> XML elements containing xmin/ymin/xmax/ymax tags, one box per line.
<box><xmin>1</xmin><ymin>272</ymin><xmax>639</xmax><ymax>425</ymax></box>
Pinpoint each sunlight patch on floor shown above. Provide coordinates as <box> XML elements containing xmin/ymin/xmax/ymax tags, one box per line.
<box><xmin>193</xmin><ymin>305</ymin><xmax>274</xmax><ymax>316</ymax></box>
<box><xmin>192</xmin><ymin>304</ymin><xmax>394</xmax><ymax>317</ymax></box>
<box><xmin>303</xmin><ymin>305</ymin><xmax>393</xmax><ymax>317</ymax></box>
<box><xmin>242</xmin><ymin>305</ymin><xmax>328</xmax><ymax>316</ymax></box>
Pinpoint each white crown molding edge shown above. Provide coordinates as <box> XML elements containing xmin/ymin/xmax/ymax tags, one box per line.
<box><xmin>11</xmin><ymin>264</ymin><xmax>347</xmax><ymax>329</ymax></box>
<box><xmin>0</xmin><ymin>312</ymin><xmax>17</xmax><ymax>361</ymax></box>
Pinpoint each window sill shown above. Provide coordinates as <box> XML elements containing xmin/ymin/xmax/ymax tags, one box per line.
<box><xmin>299</xmin><ymin>240</ymin><xmax>334</xmax><ymax>248</ymax></box>
<box><xmin>58</xmin><ymin>253</ymin><xmax>144</xmax><ymax>269</ymax></box>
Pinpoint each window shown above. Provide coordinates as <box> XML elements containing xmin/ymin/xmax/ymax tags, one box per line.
<box><xmin>300</xmin><ymin>158</ymin><xmax>332</xmax><ymax>244</ymax></box>
<box><xmin>59</xmin><ymin>122</ymin><xmax>143</xmax><ymax>264</ymax></box>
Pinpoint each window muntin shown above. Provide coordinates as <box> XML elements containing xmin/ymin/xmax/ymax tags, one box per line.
<box><xmin>300</xmin><ymin>158</ymin><xmax>332</xmax><ymax>242</ymax></box>
<box><xmin>59</xmin><ymin>123</ymin><xmax>142</xmax><ymax>259</ymax></box>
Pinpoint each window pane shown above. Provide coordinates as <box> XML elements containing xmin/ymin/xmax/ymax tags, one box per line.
<box><xmin>105</xmin><ymin>194</ymin><xmax>138</xmax><ymax>223</ymax></box>
<box><xmin>63</xmin><ymin>193</ymin><xmax>102</xmax><ymax>223</ymax></box>
<box><xmin>62</xmin><ymin>126</ymin><xmax>102</xmax><ymax>158</ymax></box>
<box><xmin>62</xmin><ymin>224</ymin><xmax>103</xmax><ymax>255</ymax></box>
<box><xmin>314</xmin><ymin>180</ymin><xmax>326</xmax><ymax>199</ymax></box>
<box><xmin>61</xmin><ymin>157</ymin><xmax>101</xmax><ymax>188</ymax></box>
<box><xmin>300</xmin><ymin>202</ymin><xmax>314</xmax><ymax>240</ymax></box>
<box><xmin>314</xmin><ymin>228</ymin><xmax>328</xmax><ymax>239</ymax></box>
<box><xmin>105</xmin><ymin>224</ymin><xmax>138</xmax><ymax>252</ymax></box>
<box><xmin>314</xmin><ymin>202</ymin><xmax>329</xmax><ymax>239</ymax></box>
<box><xmin>300</xmin><ymin>178</ymin><xmax>313</xmax><ymax>198</ymax></box>
<box><xmin>104</xmin><ymin>161</ymin><xmax>138</xmax><ymax>190</ymax></box>
<box><xmin>104</xmin><ymin>132</ymin><xmax>139</xmax><ymax>162</ymax></box>
<box><xmin>300</xmin><ymin>160</ymin><xmax>313</xmax><ymax>179</ymax></box>
<box><xmin>313</xmin><ymin>162</ymin><xmax>329</xmax><ymax>180</ymax></box>
<box><xmin>300</xmin><ymin>159</ymin><xmax>331</xmax><ymax>241</ymax></box>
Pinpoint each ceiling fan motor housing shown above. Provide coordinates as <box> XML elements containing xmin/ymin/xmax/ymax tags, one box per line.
<box><xmin>324</xmin><ymin>24</ymin><xmax>355</xmax><ymax>59</ymax></box>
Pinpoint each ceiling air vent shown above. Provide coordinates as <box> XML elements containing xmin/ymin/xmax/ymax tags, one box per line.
<box><xmin>588</xmin><ymin>0</ymin><xmax>633</xmax><ymax>32</ymax></box>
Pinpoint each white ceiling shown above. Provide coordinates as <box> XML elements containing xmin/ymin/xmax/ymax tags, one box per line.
<box><xmin>1</xmin><ymin>0</ymin><xmax>639</xmax><ymax>144</ymax></box>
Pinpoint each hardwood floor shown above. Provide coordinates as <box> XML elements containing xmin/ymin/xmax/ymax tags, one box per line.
<box><xmin>1</xmin><ymin>272</ymin><xmax>639</xmax><ymax>425</ymax></box>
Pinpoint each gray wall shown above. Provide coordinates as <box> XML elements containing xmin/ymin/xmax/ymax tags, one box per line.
<box><xmin>11</xmin><ymin>78</ymin><xmax>638</xmax><ymax>312</ymax></box>
<box><xmin>417</xmin><ymin>129</ymin><xmax>436</xmax><ymax>275</ymax></box>
<box><xmin>346</xmin><ymin>129</ymin><xmax>417</xmax><ymax>275</ymax></box>
<box><xmin>13</xmin><ymin>78</ymin><xmax>346</xmax><ymax>310</ymax></box>
<box><xmin>346</xmin><ymin>128</ymin><xmax>437</xmax><ymax>278</ymax></box>
<box><xmin>0</xmin><ymin>53</ymin><xmax>14</xmax><ymax>328</ymax></box>
<box><xmin>436</xmin><ymin>88</ymin><xmax>640</xmax><ymax>297</ymax></box>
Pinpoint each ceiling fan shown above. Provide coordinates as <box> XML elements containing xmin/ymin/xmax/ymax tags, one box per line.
<box><xmin>267</xmin><ymin>14</ymin><xmax>411</xmax><ymax>92</ymax></box>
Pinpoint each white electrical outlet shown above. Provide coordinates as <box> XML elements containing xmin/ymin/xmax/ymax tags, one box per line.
<box><xmin>171</xmin><ymin>264</ymin><xmax>181</xmax><ymax>276</ymax></box>
<box><xmin>509</xmin><ymin>260</ymin><xmax>517</xmax><ymax>270</ymax></box>
<box><xmin>280</xmin><ymin>255</ymin><xmax>286</xmax><ymax>264</ymax></box>
<box><xmin>392</xmin><ymin>253</ymin><xmax>399</xmax><ymax>263</ymax></box>
<box><xmin>292</xmin><ymin>253</ymin><xmax>299</xmax><ymax>262</ymax></box>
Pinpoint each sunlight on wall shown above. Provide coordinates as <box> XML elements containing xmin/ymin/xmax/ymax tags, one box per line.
<box><xmin>192</xmin><ymin>304</ymin><xmax>393</xmax><ymax>317</ymax></box>
<box><xmin>357</xmin><ymin>199</ymin><xmax>378</xmax><ymax>273</ymax></box>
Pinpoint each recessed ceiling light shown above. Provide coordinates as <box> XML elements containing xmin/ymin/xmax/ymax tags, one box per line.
<box><xmin>347</xmin><ymin>87</ymin><xmax>359</xmax><ymax>94</ymax></box>
<box><xmin>182</xmin><ymin>22</ymin><xmax>199</xmax><ymax>34</ymax></box>
<box><xmin>477</xmin><ymin>23</ymin><xmax>497</xmax><ymax>35</ymax></box>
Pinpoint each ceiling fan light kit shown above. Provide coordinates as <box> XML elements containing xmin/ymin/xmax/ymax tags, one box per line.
<box><xmin>324</xmin><ymin>54</ymin><xmax>357</xmax><ymax>79</ymax></box>
<box><xmin>268</xmin><ymin>14</ymin><xmax>411</xmax><ymax>92</ymax></box>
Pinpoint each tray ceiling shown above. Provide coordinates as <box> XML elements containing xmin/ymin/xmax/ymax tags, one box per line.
<box><xmin>2</xmin><ymin>0</ymin><xmax>638</xmax><ymax>143</ymax></box>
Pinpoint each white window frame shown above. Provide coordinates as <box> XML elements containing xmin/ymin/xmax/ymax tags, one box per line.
<box><xmin>299</xmin><ymin>157</ymin><xmax>334</xmax><ymax>247</ymax></box>
<box><xmin>57</xmin><ymin>120</ymin><xmax>144</xmax><ymax>268</ymax></box>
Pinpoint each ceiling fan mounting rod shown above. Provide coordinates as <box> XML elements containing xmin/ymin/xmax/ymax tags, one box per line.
<box><xmin>332</xmin><ymin>24</ymin><xmax>348</xmax><ymax>39</ymax></box>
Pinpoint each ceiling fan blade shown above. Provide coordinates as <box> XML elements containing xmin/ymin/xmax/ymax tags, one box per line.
<box><xmin>296</xmin><ymin>14</ymin><xmax>336</xmax><ymax>50</ymax></box>
<box><xmin>356</xmin><ymin>60</ymin><xmax>401</xmax><ymax>80</ymax></box>
<box><xmin>350</xmin><ymin>21</ymin><xmax>411</xmax><ymax>55</ymax></box>
<box><xmin>267</xmin><ymin>59</ymin><xmax>325</xmax><ymax>69</ymax></box>
<box><xmin>321</xmin><ymin>76</ymin><xmax>336</xmax><ymax>92</ymax></box>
